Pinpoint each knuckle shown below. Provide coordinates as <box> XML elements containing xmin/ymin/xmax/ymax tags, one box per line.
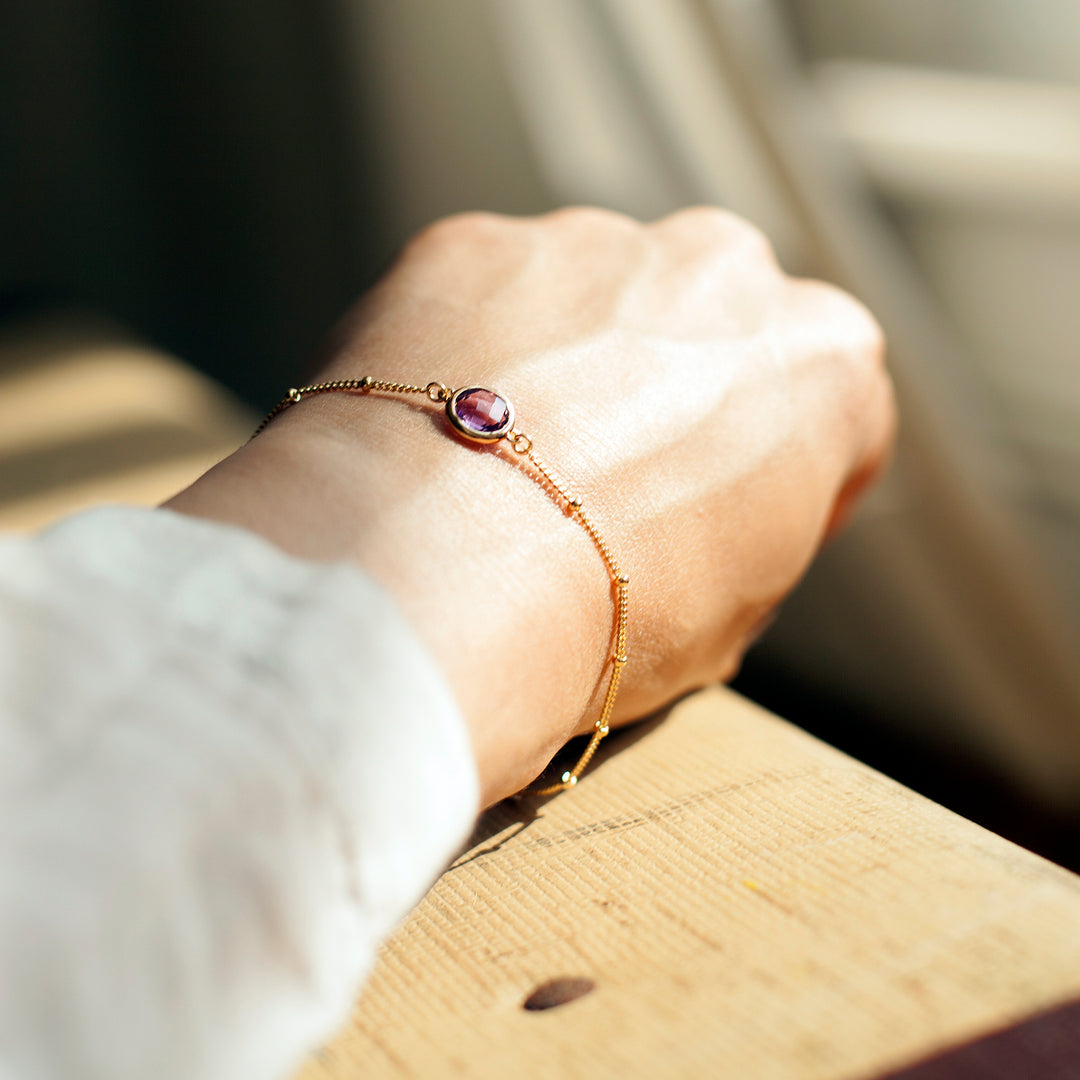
<box><xmin>543</xmin><ymin>205</ymin><xmax>640</xmax><ymax>232</ymax></box>
<box><xmin>724</xmin><ymin>218</ymin><xmax>775</xmax><ymax>262</ymax></box>
<box><xmin>846</xmin><ymin>301</ymin><xmax>887</xmax><ymax>368</ymax></box>
<box><xmin>656</xmin><ymin>206</ymin><xmax>778</xmax><ymax>263</ymax></box>
<box><xmin>409</xmin><ymin>211</ymin><xmax>512</xmax><ymax>251</ymax></box>
<box><xmin>793</xmin><ymin>278</ymin><xmax>894</xmax><ymax>459</ymax></box>
<box><xmin>663</xmin><ymin>204</ymin><xmax>741</xmax><ymax>231</ymax></box>
<box><xmin>798</xmin><ymin>279</ymin><xmax>886</xmax><ymax>361</ymax></box>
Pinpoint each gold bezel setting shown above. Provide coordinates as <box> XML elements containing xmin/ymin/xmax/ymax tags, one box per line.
<box><xmin>446</xmin><ymin>386</ymin><xmax>515</xmax><ymax>443</ymax></box>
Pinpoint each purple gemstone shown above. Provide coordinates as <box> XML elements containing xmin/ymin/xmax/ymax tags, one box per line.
<box><xmin>452</xmin><ymin>387</ymin><xmax>511</xmax><ymax>434</ymax></box>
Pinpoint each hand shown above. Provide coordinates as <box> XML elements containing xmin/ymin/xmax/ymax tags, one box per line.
<box><xmin>167</xmin><ymin>207</ymin><xmax>895</xmax><ymax>805</ymax></box>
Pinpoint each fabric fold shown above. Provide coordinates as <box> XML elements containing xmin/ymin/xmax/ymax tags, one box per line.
<box><xmin>0</xmin><ymin>505</ymin><xmax>478</xmax><ymax>1080</ymax></box>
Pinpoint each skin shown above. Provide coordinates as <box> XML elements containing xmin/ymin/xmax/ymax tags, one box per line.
<box><xmin>166</xmin><ymin>207</ymin><xmax>896</xmax><ymax>807</ymax></box>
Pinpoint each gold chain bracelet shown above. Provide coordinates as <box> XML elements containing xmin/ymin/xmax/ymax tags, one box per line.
<box><xmin>252</xmin><ymin>376</ymin><xmax>629</xmax><ymax>795</ymax></box>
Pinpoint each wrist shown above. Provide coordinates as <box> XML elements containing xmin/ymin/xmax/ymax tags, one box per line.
<box><xmin>166</xmin><ymin>383</ymin><xmax>611</xmax><ymax>804</ymax></box>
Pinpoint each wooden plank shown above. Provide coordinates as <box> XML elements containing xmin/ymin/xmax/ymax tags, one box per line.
<box><xmin>297</xmin><ymin>686</ymin><xmax>1080</xmax><ymax>1080</ymax></box>
<box><xmin>0</xmin><ymin>313</ymin><xmax>253</xmax><ymax>531</ymax></box>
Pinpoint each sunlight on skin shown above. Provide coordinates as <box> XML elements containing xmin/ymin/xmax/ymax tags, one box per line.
<box><xmin>167</xmin><ymin>208</ymin><xmax>895</xmax><ymax>806</ymax></box>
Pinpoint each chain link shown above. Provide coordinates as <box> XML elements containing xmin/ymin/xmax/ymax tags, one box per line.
<box><xmin>251</xmin><ymin>378</ymin><xmax>432</xmax><ymax>438</ymax></box>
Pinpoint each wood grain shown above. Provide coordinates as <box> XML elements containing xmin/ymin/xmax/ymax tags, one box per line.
<box><xmin>297</xmin><ymin>687</ymin><xmax>1080</xmax><ymax>1080</ymax></box>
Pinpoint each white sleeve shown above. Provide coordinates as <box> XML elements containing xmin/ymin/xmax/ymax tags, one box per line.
<box><xmin>0</xmin><ymin>505</ymin><xmax>479</xmax><ymax>1080</ymax></box>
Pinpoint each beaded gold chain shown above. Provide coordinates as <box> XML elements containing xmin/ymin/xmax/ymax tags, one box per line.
<box><xmin>253</xmin><ymin>377</ymin><xmax>629</xmax><ymax>795</ymax></box>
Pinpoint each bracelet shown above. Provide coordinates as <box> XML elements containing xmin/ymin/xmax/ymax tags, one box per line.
<box><xmin>253</xmin><ymin>377</ymin><xmax>629</xmax><ymax>795</ymax></box>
